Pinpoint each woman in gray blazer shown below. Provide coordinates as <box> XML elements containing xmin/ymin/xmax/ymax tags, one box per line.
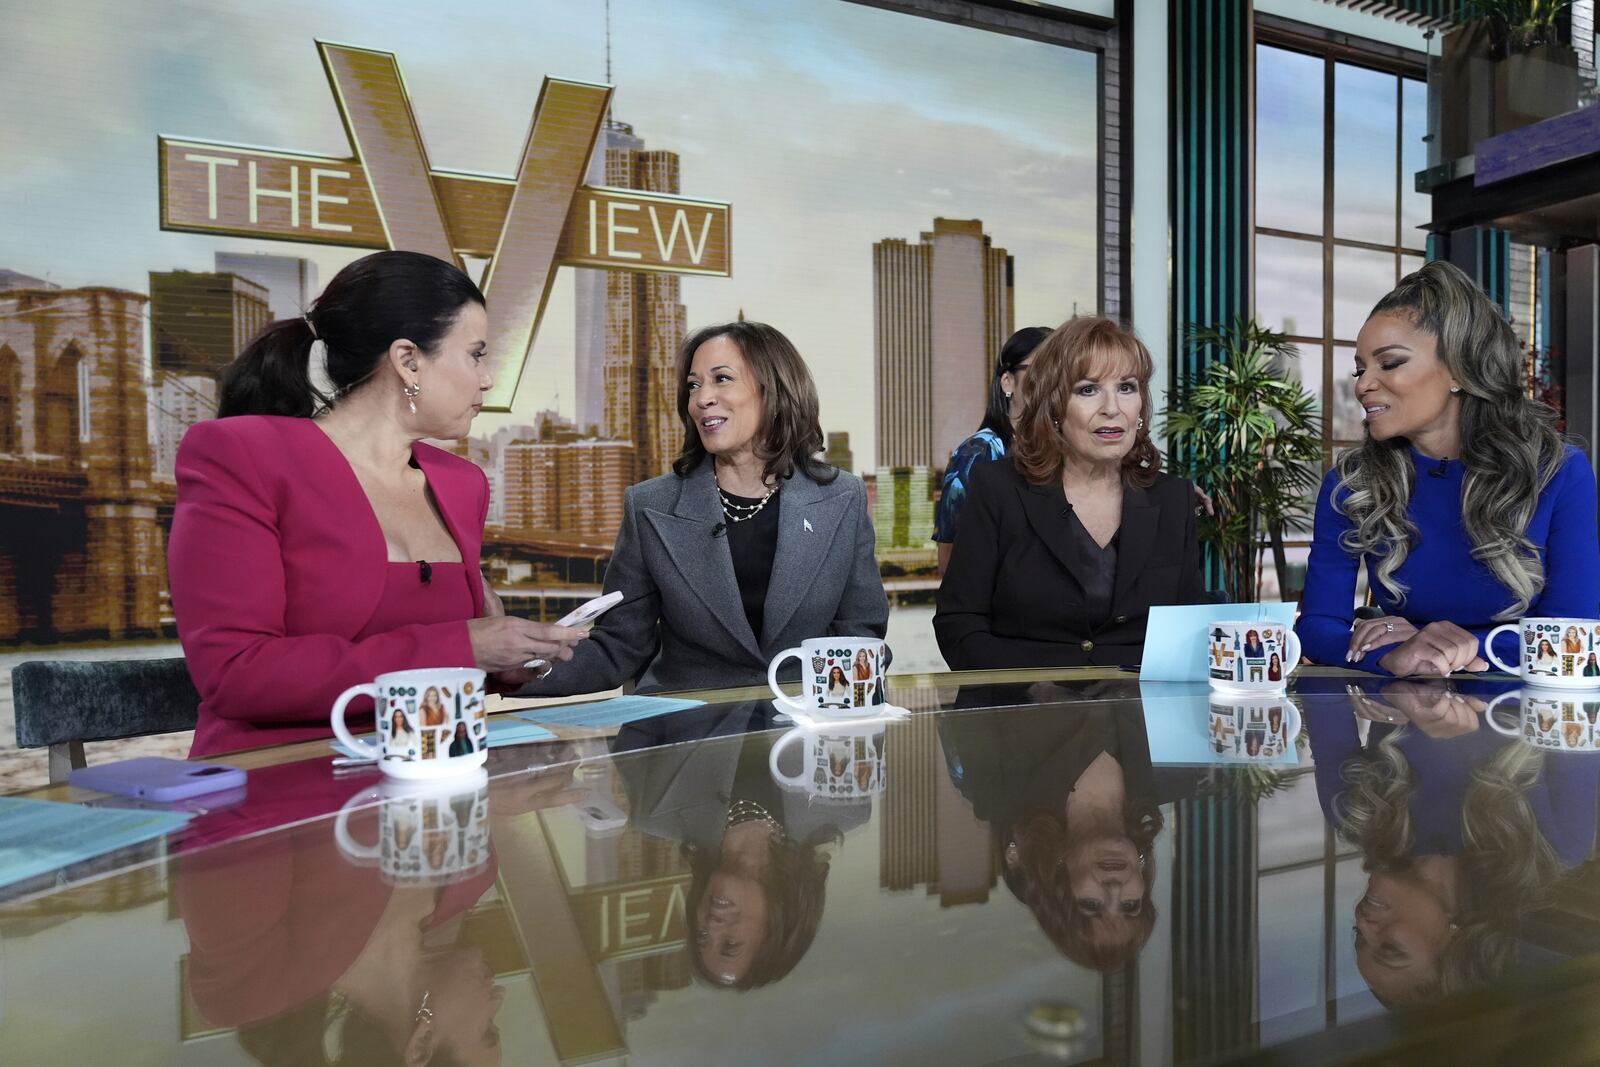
<box><xmin>525</xmin><ymin>321</ymin><xmax>889</xmax><ymax>696</ymax></box>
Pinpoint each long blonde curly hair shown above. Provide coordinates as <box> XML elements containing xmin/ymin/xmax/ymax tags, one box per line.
<box><xmin>1333</xmin><ymin>261</ymin><xmax>1564</xmax><ymax>621</ymax></box>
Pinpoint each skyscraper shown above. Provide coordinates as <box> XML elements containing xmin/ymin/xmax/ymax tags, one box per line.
<box><xmin>575</xmin><ymin>120</ymin><xmax>644</xmax><ymax>436</ymax></box>
<box><xmin>874</xmin><ymin>219</ymin><xmax>1014</xmax><ymax>470</ymax></box>
<box><xmin>149</xmin><ymin>271</ymin><xmax>271</xmax><ymax>379</ymax></box>
<box><xmin>151</xmin><ymin>372</ymin><xmax>217</xmax><ymax>479</ymax></box>
<box><xmin>213</xmin><ymin>253</ymin><xmax>317</xmax><ymax>324</ymax></box>
<box><xmin>595</xmin><ymin>131</ymin><xmax>688</xmax><ymax>484</ymax></box>
<box><xmin>501</xmin><ymin>438</ymin><xmax>634</xmax><ymax>543</ymax></box>
<box><xmin>871</xmin><ymin>465</ymin><xmax>935</xmax><ymax>551</ymax></box>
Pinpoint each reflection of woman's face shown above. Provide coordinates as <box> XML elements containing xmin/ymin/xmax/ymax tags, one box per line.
<box><xmin>1353</xmin><ymin>870</ymin><xmax>1456</xmax><ymax>1003</ymax></box>
<box><xmin>1064</xmin><ymin>834</ymin><xmax>1144</xmax><ymax>924</ymax></box>
<box><xmin>695</xmin><ymin>868</ymin><xmax>769</xmax><ymax>984</ymax></box>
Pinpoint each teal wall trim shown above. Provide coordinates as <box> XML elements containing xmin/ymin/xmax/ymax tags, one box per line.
<box><xmin>1170</xmin><ymin>0</ymin><xmax>1252</xmax><ymax>394</ymax></box>
<box><xmin>1170</xmin><ymin>0</ymin><xmax>1252</xmax><ymax>592</ymax></box>
<box><xmin>1172</xmin><ymin>797</ymin><xmax>1259</xmax><ymax>1063</ymax></box>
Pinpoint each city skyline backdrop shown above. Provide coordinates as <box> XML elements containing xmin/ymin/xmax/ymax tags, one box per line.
<box><xmin>1</xmin><ymin>0</ymin><xmax>1100</xmax><ymax>473</ymax></box>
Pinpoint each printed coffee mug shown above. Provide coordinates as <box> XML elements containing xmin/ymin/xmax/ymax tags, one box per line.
<box><xmin>1484</xmin><ymin>617</ymin><xmax>1600</xmax><ymax>689</ymax></box>
<box><xmin>768</xmin><ymin>637</ymin><xmax>890</xmax><ymax>716</ymax></box>
<box><xmin>331</xmin><ymin>667</ymin><xmax>490</xmax><ymax>780</ymax></box>
<box><xmin>1207</xmin><ymin>621</ymin><xmax>1301</xmax><ymax>692</ymax></box>
<box><xmin>335</xmin><ymin>770</ymin><xmax>492</xmax><ymax>886</ymax></box>
<box><xmin>768</xmin><ymin>722</ymin><xmax>887</xmax><ymax>801</ymax></box>
<box><xmin>1207</xmin><ymin>695</ymin><xmax>1301</xmax><ymax>761</ymax></box>
<box><xmin>1487</xmin><ymin>690</ymin><xmax>1600</xmax><ymax>752</ymax></box>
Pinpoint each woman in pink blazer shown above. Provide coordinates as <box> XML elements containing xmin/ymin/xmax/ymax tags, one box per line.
<box><xmin>169</xmin><ymin>251</ymin><xmax>585</xmax><ymax>756</ymax></box>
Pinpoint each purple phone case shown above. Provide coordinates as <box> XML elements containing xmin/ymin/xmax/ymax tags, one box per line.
<box><xmin>69</xmin><ymin>757</ymin><xmax>247</xmax><ymax>802</ymax></box>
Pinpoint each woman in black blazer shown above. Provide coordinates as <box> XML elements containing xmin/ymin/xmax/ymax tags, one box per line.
<box><xmin>935</xmin><ymin>316</ymin><xmax>1206</xmax><ymax>669</ymax></box>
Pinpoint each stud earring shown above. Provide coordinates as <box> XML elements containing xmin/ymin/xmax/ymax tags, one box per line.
<box><xmin>1004</xmin><ymin>391</ymin><xmax>1013</xmax><ymax>401</ymax></box>
<box><xmin>403</xmin><ymin>381</ymin><xmax>421</xmax><ymax>415</ymax></box>
<box><xmin>1449</xmin><ymin>386</ymin><xmax>1462</xmax><ymax>394</ymax></box>
<box><xmin>1136</xmin><ymin>416</ymin><xmax>1144</xmax><ymax>431</ymax></box>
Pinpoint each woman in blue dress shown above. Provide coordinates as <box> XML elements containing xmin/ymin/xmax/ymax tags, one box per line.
<box><xmin>933</xmin><ymin>326</ymin><xmax>1052</xmax><ymax>573</ymax></box>
<box><xmin>1297</xmin><ymin>260</ymin><xmax>1600</xmax><ymax>677</ymax></box>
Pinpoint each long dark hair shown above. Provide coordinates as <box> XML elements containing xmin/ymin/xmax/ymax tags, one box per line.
<box><xmin>979</xmin><ymin>326</ymin><xmax>1052</xmax><ymax>449</ymax></box>
<box><xmin>1334</xmin><ymin>259</ymin><xmax>1564</xmax><ymax>619</ymax></box>
<box><xmin>671</xmin><ymin>321</ymin><xmax>836</xmax><ymax>485</ymax></box>
<box><xmin>218</xmin><ymin>251</ymin><xmax>485</xmax><ymax>418</ymax></box>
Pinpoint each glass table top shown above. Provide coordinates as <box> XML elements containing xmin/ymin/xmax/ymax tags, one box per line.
<box><xmin>4</xmin><ymin>668</ymin><xmax>1599</xmax><ymax>1066</ymax></box>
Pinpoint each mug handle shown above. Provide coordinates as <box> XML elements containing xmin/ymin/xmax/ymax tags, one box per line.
<box><xmin>1485</xmin><ymin>691</ymin><xmax>1523</xmax><ymax>736</ymax></box>
<box><xmin>333</xmin><ymin>786</ymin><xmax>383</xmax><ymax>861</ymax></box>
<box><xmin>1484</xmin><ymin>624</ymin><xmax>1520</xmax><ymax>674</ymax></box>
<box><xmin>767</xmin><ymin>648</ymin><xmax>808</xmax><ymax>712</ymax></box>
<box><xmin>768</xmin><ymin>729</ymin><xmax>808</xmax><ymax>786</ymax></box>
<box><xmin>331</xmin><ymin>683</ymin><xmax>382</xmax><ymax>760</ymax></box>
<box><xmin>1281</xmin><ymin>630</ymin><xmax>1303</xmax><ymax>676</ymax></box>
<box><xmin>1281</xmin><ymin>701</ymin><xmax>1302</xmax><ymax>746</ymax></box>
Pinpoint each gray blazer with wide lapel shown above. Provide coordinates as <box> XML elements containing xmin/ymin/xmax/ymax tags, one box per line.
<box><xmin>536</xmin><ymin>460</ymin><xmax>889</xmax><ymax>695</ymax></box>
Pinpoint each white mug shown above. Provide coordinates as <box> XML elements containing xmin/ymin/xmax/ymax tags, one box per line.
<box><xmin>331</xmin><ymin>667</ymin><xmax>489</xmax><ymax>780</ymax></box>
<box><xmin>769</xmin><ymin>723</ymin><xmax>886</xmax><ymax>801</ymax></box>
<box><xmin>335</xmin><ymin>771</ymin><xmax>492</xmax><ymax>886</ymax></box>
<box><xmin>768</xmin><ymin>637</ymin><xmax>890</xmax><ymax>717</ymax></box>
<box><xmin>1207</xmin><ymin>621</ymin><xmax>1300</xmax><ymax>692</ymax></box>
<box><xmin>1485</xmin><ymin>617</ymin><xmax>1600</xmax><ymax>690</ymax></box>
<box><xmin>1207</xmin><ymin>695</ymin><xmax>1301</xmax><ymax>761</ymax></box>
<box><xmin>1487</xmin><ymin>690</ymin><xmax>1600</xmax><ymax>751</ymax></box>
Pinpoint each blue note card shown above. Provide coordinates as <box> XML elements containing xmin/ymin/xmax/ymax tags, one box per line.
<box><xmin>1139</xmin><ymin>601</ymin><xmax>1300</xmax><ymax>682</ymax></box>
<box><xmin>514</xmin><ymin>695</ymin><xmax>705</xmax><ymax>729</ymax></box>
<box><xmin>0</xmin><ymin>797</ymin><xmax>190</xmax><ymax>891</ymax></box>
<box><xmin>1138</xmin><ymin>681</ymin><xmax>1301</xmax><ymax>766</ymax></box>
<box><xmin>332</xmin><ymin>716</ymin><xmax>555</xmax><ymax>759</ymax></box>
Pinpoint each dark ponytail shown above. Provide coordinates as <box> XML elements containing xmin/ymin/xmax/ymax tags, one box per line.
<box><xmin>218</xmin><ymin>250</ymin><xmax>485</xmax><ymax>419</ymax></box>
<box><xmin>978</xmin><ymin>326</ymin><xmax>1052</xmax><ymax>449</ymax></box>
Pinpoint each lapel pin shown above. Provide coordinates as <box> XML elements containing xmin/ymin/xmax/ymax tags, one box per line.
<box><xmin>804</xmin><ymin>519</ymin><xmax>814</xmax><ymax>533</ymax></box>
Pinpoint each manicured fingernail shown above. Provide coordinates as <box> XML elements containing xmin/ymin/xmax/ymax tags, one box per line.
<box><xmin>1361</xmin><ymin>645</ymin><xmax>1370</xmax><ymax>653</ymax></box>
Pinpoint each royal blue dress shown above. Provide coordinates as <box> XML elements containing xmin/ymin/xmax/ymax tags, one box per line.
<box><xmin>1297</xmin><ymin>445</ymin><xmax>1600</xmax><ymax>673</ymax></box>
<box><xmin>934</xmin><ymin>428</ymin><xmax>1006</xmax><ymax>543</ymax></box>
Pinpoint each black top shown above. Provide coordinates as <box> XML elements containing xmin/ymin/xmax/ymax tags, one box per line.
<box><xmin>1066</xmin><ymin>510</ymin><xmax>1117</xmax><ymax>630</ymax></box>
<box><xmin>934</xmin><ymin>459</ymin><xmax>1207</xmax><ymax>670</ymax></box>
<box><xmin>723</xmin><ymin>486</ymin><xmax>781</xmax><ymax>643</ymax></box>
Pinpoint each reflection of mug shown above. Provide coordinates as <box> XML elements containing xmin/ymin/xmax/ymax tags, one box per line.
<box><xmin>1207</xmin><ymin>621</ymin><xmax>1300</xmax><ymax>692</ymax></box>
<box><xmin>1485</xmin><ymin>617</ymin><xmax>1600</xmax><ymax>689</ymax></box>
<box><xmin>335</xmin><ymin>770</ymin><xmax>492</xmax><ymax>886</ymax></box>
<box><xmin>769</xmin><ymin>724</ymin><xmax>886</xmax><ymax>800</ymax></box>
<box><xmin>331</xmin><ymin>667</ymin><xmax>489</xmax><ymax>779</ymax></box>
<box><xmin>1488</xmin><ymin>690</ymin><xmax>1600</xmax><ymax>751</ymax></box>
<box><xmin>769</xmin><ymin>637</ymin><xmax>889</xmax><ymax>716</ymax></box>
<box><xmin>1206</xmin><ymin>696</ymin><xmax>1302</xmax><ymax>761</ymax></box>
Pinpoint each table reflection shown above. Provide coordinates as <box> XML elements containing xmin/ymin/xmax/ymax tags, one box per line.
<box><xmin>1303</xmin><ymin>679</ymin><xmax>1600</xmax><ymax>1006</ymax></box>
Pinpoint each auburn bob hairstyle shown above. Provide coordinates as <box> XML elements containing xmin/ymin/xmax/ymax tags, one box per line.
<box><xmin>1011</xmin><ymin>315</ymin><xmax>1161</xmax><ymax>489</ymax></box>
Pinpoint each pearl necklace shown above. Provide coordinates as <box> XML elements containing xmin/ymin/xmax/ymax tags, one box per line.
<box><xmin>716</xmin><ymin>480</ymin><xmax>777</xmax><ymax>523</ymax></box>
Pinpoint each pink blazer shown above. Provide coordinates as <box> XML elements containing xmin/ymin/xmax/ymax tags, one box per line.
<box><xmin>169</xmin><ymin>416</ymin><xmax>487</xmax><ymax>757</ymax></box>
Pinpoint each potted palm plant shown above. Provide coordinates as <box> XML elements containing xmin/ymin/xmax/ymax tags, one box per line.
<box><xmin>1160</xmin><ymin>319</ymin><xmax>1323</xmax><ymax>604</ymax></box>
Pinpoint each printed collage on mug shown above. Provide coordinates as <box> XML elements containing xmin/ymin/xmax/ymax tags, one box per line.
<box><xmin>812</xmin><ymin>643</ymin><xmax>888</xmax><ymax>709</ymax></box>
<box><xmin>381</xmin><ymin>681</ymin><xmax>488</xmax><ymax>761</ymax></box>
<box><xmin>1524</xmin><ymin>621</ymin><xmax>1600</xmax><ymax>679</ymax></box>
<box><xmin>1208</xmin><ymin>701</ymin><xmax>1292</xmax><ymax>759</ymax></box>
<box><xmin>380</xmin><ymin>787</ymin><xmax>491</xmax><ymax>880</ymax></box>
<box><xmin>811</xmin><ymin>732</ymin><xmax>885</xmax><ymax>797</ymax></box>
<box><xmin>1209</xmin><ymin>626</ymin><xmax>1291</xmax><ymax>685</ymax></box>
<box><xmin>1522</xmin><ymin>698</ymin><xmax>1600</xmax><ymax>750</ymax></box>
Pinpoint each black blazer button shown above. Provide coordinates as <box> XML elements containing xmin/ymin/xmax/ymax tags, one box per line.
<box><xmin>1114</xmin><ymin>615</ymin><xmax>1127</xmax><ymax>624</ymax></box>
<box><xmin>1080</xmin><ymin>639</ymin><xmax>1094</xmax><ymax>653</ymax></box>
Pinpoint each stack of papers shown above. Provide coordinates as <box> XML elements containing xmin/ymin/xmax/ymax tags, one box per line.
<box><xmin>0</xmin><ymin>797</ymin><xmax>190</xmax><ymax>892</ymax></box>
<box><xmin>513</xmin><ymin>695</ymin><xmax>705</xmax><ymax>729</ymax></box>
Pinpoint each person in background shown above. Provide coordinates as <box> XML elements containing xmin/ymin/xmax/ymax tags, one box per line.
<box><xmin>1297</xmin><ymin>261</ymin><xmax>1600</xmax><ymax>678</ymax></box>
<box><xmin>519</xmin><ymin>321</ymin><xmax>888</xmax><ymax>697</ymax></box>
<box><xmin>935</xmin><ymin>316</ymin><xmax>1206</xmax><ymax>669</ymax></box>
<box><xmin>168</xmin><ymin>251</ymin><xmax>585</xmax><ymax>757</ymax></box>
<box><xmin>934</xmin><ymin>326</ymin><xmax>1053</xmax><ymax>574</ymax></box>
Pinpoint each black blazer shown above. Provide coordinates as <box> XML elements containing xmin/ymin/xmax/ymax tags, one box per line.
<box><xmin>934</xmin><ymin>459</ymin><xmax>1206</xmax><ymax>669</ymax></box>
